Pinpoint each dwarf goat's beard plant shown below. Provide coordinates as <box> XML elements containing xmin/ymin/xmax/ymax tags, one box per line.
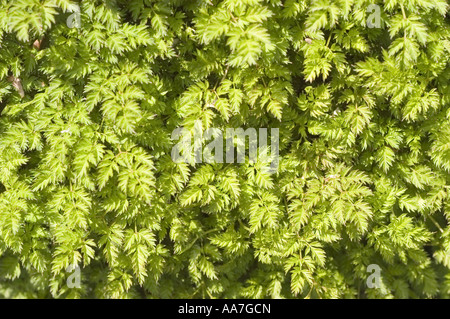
<box><xmin>0</xmin><ymin>0</ymin><xmax>449</xmax><ymax>299</ymax></box>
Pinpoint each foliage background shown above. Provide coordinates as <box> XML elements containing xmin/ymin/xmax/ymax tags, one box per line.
<box><xmin>0</xmin><ymin>0</ymin><xmax>449</xmax><ymax>299</ymax></box>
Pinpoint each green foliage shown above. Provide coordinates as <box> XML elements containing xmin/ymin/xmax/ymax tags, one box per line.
<box><xmin>0</xmin><ymin>0</ymin><xmax>449</xmax><ymax>299</ymax></box>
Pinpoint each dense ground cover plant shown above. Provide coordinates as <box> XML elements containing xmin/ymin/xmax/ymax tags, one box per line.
<box><xmin>0</xmin><ymin>0</ymin><xmax>449</xmax><ymax>299</ymax></box>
